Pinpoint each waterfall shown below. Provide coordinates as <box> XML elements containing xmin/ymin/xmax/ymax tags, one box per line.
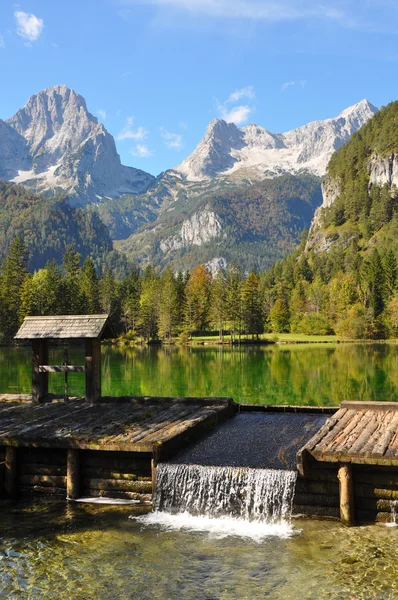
<box><xmin>386</xmin><ymin>499</ymin><xmax>398</xmax><ymax>528</ymax></box>
<box><xmin>153</xmin><ymin>464</ymin><xmax>297</xmax><ymax>523</ymax></box>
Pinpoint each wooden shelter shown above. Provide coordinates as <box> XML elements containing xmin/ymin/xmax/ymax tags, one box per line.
<box><xmin>298</xmin><ymin>401</ymin><xmax>398</xmax><ymax>525</ymax></box>
<box><xmin>15</xmin><ymin>315</ymin><xmax>115</xmax><ymax>404</ymax></box>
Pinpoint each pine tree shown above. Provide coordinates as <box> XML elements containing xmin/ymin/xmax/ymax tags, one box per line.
<box><xmin>138</xmin><ymin>266</ymin><xmax>159</xmax><ymax>341</ymax></box>
<box><xmin>210</xmin><ymin>269</ymin><xmax>228</xmax><ymax>342</ymax></box>
<box><xmin>158</xmin><ymin>267</ymin><xmax>178</xmax><ymax>341</ymax></box>
<box><xmin>383</xmin><ymin>249</ymin><xmax>397</xmax><ymax>299</ymax></box>
<box><xmin>241</xmin><ymin>272</ymin><xmax>263</xmax><ymax>337</ymax></box>
<box><xmin>184</xmin><ymin>265</ymin><xmax>212</xmax><ymax>335</ymax></box>
<box><xmin>120</xmin><ymin>267</ymin><xmax>141</xmax><ymax>334</ymax></box>
<box><xmin>0</xmin><ymin>237</ymin><xmax>28</xmax><ymax>339</ymax></box>
<box><xmin>63</xmin><ymin>246</ymin><xmax>82</xmax><ymax>314</ymax></box>
<box><xmin>80</xmin><ymin>257</ymin><xmax>100</xmax><ymax>313</ymax></box>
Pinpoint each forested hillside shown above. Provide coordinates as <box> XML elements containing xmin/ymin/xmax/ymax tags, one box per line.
<box><xmin>116</xmin><ymin>174</ymin><xmax>323</xmax><ymax>273</ymax></box>
<box><xmin>262</xmin><ymin>101</ymin><xmax>398</xmax><ymax>338</ymax></box>
<box><xmin>0</xmin><ymin>181</ymin><xmax>129</xmax><ymax>276</ymax></box>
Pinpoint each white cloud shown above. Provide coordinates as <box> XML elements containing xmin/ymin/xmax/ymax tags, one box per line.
<box><xmin>14</xmin><ymin>11</ymin><xmax>44</xmax><ymax>42</ymax></box>
<box><xmin>0</xmin><ymin>35</ymin><xmax>4</xmax><ymax>48</ymax></box>
<box><xmin>97</xmin><ymin>109</ymin><xmax>107</xmax><ymax>121</ymax></box>
<box><xmin>219</xmin><ymin>105</ymin><xmax>253</xmax><ymax>125</ymax></box>
<box><xmin>281</xmin><ymin>80</ymin><xmax>306</xmax><ymax>91</ymax></box>
<box><xmin>216</xmin><ymin>86</ymin><xmax>255</xmax><ymax>125</ymax></box>
<box><xmin>117</xmin><ymin>117</ymin><xmax>148</xmax><ymax>141</ymax></box>
<box><xmin>131</xmin><ymin>144</ymin><xmax>152</xmax><ymax>157</ymax></box>
<box><xmin>119</xmin><ymin>0</ymin><xmax>347</xmax><ymax>23</ymax></box>
<box><xmin>160</xmin><ymin>127</ymin><xmax>183</xmax><ymax>150</ymax></box>
<box><xmin>226</xmin><ymin>86</ymin><xmax>256</xmax><ymax>103</ymax></box>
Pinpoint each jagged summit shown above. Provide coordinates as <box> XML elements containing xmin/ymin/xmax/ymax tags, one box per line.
<box><xmin>174</xmin><ymin>100</ymin><xmax>378</xmax><ymax>182</ymax></box>
<box><xmin>1</xmin><ymin>85</ymin><xmax>154</xmax><ymax>204</ymax></box>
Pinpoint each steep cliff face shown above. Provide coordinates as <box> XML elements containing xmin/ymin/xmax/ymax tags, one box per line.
<box><xmin>159</xmin><ymin>208</ymin><xmax>224</xmax><ymax>254</ymax></box>
<box><xmin>306</xmin><ymin>102</ymin><xmax>398</xmax><ymax>254</ymax></box>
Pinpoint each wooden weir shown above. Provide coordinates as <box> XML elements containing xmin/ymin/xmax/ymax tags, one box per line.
<box><xmin>298</xmin><ymin>401</ymin><xmax>398</xmax><ymax>525</ymax></box>
<box><xmin>0</xmin><ymin>397</ymin><xmax>235</xmax><ymax>502</ymax></box>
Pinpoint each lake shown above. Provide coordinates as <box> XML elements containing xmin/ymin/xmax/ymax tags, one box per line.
<box><xmin>0</xmin><ymin>500</ymin><xmax>397</xmax><ymax>599</ymax></box>
<box><xmin>2</xmin><ymin>342</ymin><xmax>398</xmax><ymax>405</ymax></box>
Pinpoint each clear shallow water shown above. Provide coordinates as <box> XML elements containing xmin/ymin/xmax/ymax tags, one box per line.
<box><xmin>1</xmin><ymin>500</ymin><xmax>398</xmax><ymax>599</ymax></box>
<box><xmin>3</xmin><ymin>342</ymin><xmax>398</xmax><ymax>405</ymax></box>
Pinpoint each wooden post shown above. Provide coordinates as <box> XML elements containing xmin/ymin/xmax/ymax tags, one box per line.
<box><xmin>338</xmin><ymin>463</ymin><xmax>355</xmax><ymax>526</ymax></box>
<box><xmin>85</xmin><ymin>339</ymin><xmax>101</xmax><ymax>403</ymax></box>
<box><xmin>67</xmin><ymin>448</ymin><xmax>80</xmax><ymax>499</ymax></box>
<box><xmin>32</xmin><ymin>340</ymin><xmax>49</xmax><ymax>403</ymax></box>
<box><xmin>151</xmin><ymin>458</ymin><xmax>157</xmax><ymax>499</ymax></box>
<box><xmin>4</xmin><ymin>446</ymin><xmax>18</xmax><ymax>499</ymax></box>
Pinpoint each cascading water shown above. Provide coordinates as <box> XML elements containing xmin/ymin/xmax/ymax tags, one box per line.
<box><xmin>134</xmin><ymin>463</ymin><xmax>298</xmax><ymax>542</ymax></box>
<box><xmin>386</xmin><ymin>499</ymin><xmax>398</xmax><ymax>528</ymax></box>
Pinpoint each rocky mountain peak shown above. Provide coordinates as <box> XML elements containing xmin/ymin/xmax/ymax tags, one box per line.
<box><xmin>2</xmin><ymin>85</ymin><xmax>154</xmax><ymax>203</ymax></box>
<box><xmin>174</xmin><ymin>100</ymin><xmax>378</xmax><ymax>181</ymax></box>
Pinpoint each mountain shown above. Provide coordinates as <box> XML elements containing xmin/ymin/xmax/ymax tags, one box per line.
<box><xmin>115</xmin><ymin>174</ymin><xmax>322</xmax><ymax>273</ymax></box>
<box><xmin>111</xmin><ymin>100</ymin><xmax>377</xmax><ymax>271</ymax></box>
<box><xmin>306</xmin><ymin>100</ymin><xmax>398</xmax><ymax>255</ymax></box>
<box><xmin>258</xmin><ymin>101</ymin><xmax>398</xmax><ymax>339</ymax></box>
<box><xmin>173</xmin><ymin>100</ymin><xmax>377</xmax><ymax>181</ymax></box>
<box><xmin>1</xmin><ymin>85</ymin><xmax>154</xmax><ymax>205</ymax></box>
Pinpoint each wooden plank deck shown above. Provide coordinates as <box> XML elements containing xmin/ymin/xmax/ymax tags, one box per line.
<box><xmin>0</xmin><ymin>397</ymin><xmax>235</xmax><ymax>453</ymax></box>
<box><xmin>297</xmin><ymin>401</ymin><xmax>398</xmax><ymax>473</ymax></box>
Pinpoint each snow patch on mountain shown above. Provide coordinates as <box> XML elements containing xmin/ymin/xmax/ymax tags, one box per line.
<box><xmin>174</xmin><ymin>100</ymin><xmax>378</xmax><ymax>182</ymax></box>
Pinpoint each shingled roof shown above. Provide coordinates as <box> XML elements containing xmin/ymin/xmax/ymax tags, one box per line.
<box><xmin>15</xmin><ymin>315</ymin><xmax>115</xmax><ymax>340</ymax></box>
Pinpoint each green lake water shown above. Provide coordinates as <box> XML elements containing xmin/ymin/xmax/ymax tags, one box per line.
<box><xmin>1</xmin><ymin>500</ymin><xmax>398</xmax><ymax>599</ymax></box>
<box><xmin>2</xmin><ymin>342</ymin><xmax>398</xmax><ymax>405</ymax></box>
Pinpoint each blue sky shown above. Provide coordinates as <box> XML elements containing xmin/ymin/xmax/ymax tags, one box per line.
<box><xmin>1</xmin><ymin>1</ymin><xmax>398</xmax><ymax>175</ymax></box>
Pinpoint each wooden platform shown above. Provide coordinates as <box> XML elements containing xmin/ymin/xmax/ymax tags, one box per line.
<box><xmin>298</xmin><ymin>401</ymin><xmax>398</xmax><ymax>474</ymax></box>
<box><xmin>0</xmin><ymin>396</ymin><xmax>235</xmax><ymax>453</ymax></box>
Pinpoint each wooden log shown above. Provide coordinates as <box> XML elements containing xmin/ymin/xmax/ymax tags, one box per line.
<box><xmin>354</xmin><ymin>483</ymin><xmax>398</xmax><ymax>500</ymax></box>
<box><xmin>39</xmin><ymin>365</ymin><xmax>85</xmax><ymax>373</ymax></box>
<box><xmin>293</xmin><ymin>493</ymin><xmax>339</xmax><ymax>507</ymax></box>
<box><xmin>85</xmin><ymin>339</ymin><xmax>101</xmax><ymax>403</ymax></box>
<box><xmin>19</xmin><ymin>448</ymin><xmax>67</xmax><ymax>465</ymax></box>
<box><xmin>20</xmin><ymin>485</ymin><xmax>66</xmax><ymax>496</ymax></box>
<box><xmin>353</xmin><ymin>470</ymin><xmax>398</xmax><ymax>487</ymax></box>
<box><xmin>338</xmin><ymin>463</ymin><xmax>355</xmax><ymax>526</ymax></box>
<box><xmin>67</xmin><ymin>449</ymin><xmax>80</xmax><ymax>499</ymax></box>
<box><xmin>4</xmin><ymin>447</ymin><xmax>18</xmax><ymax>499</ymax></box>
<box><xmin>295</xmin><ymin>480</ymin><xmax>339</xmax><ymax>495</ymax></box>
<box><xmin>19</xmin><ymin>474</ymin><xmax>67</xmax><ymax>487</ymax></box>
<box><xmin>82</xmin><ymin>468</ymin><xmax>139</xmax><ymax>481</ymax></box>
<box><xmin>32</xmin><ymin>340</ymin><xmax>49</xmax><ymax>403</ymax></box>
<box><xmin>341</xmin><ymin>401</ymin><xmax>398</xmax><ymax>411</ymax></box>
<box><xmin>20</xmin><ymin>465</ymin><xmax>67</xmax><ymax>476</ymax></box>
<box><xmin>82</xmin><ymin>478</ymin><xmax>152</xmax><ymax>493</ymax></box>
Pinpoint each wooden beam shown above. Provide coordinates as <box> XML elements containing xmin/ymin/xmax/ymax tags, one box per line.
<box><xmin>85</xmin><ymin>339</ymin><xmax>101</xmax><ymax>403</ymax></box>
<box><xmin>67</xmin><ymin>448</ymin><xmax>80</xmax><ymax>499</ymax></box>
<box><xmin>39</xmin><ymin>366</ymin><xmax>85</xmax><ymax>373</ymax></box>
<box><xmin>32</xmin><ymin>340</ymin><xmax>49</xmax><ymax>403</ymax></box>
<box><xmin>340</xmin><ymin>401</ymin><xmax>398</xmax><ymax>412</ymax></box>
<box><xmin>338</xmin><ymin>463</ymin><xmax>355</xmax><ymax>526</ymax></box>
<box><xmin>4</xmin><ymin>446</ymin><xmax>18</xmax><ymax>499</ymax></box>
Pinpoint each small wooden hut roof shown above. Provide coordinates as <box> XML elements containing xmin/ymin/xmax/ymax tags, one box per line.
<box><xmin>15</xmin><ymin>315</ymin><xmax>115</xmax><ymax>340</ymax></box>
<box><xmin>297</xmin><ymin>401</ymin><xmax>398</xmax><ymax>473</ymax></box>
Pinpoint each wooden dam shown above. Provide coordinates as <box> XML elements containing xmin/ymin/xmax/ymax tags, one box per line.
<box><xmin>2</xmin><ymin>314</ymin><xmax>398</xmax><ymax>526</ymax></box>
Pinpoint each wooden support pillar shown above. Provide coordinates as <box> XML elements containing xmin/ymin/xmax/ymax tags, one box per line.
<box><xmin>32</xmin><ymin>339</ymin><xmax>49</xmax><ymax>403</ymax></box>
<box><xmin>85</xmin><ymin>339</ymin><xmax>101</xmax><ymax>403</ymax></box>
<box><xmin>4</xmin><ymin>446</ymin><xmax>18</xmax><ymax>499</ymax></box>
<box><xmin>67</xmin><ymin>448</ymin><xmax>80</xmax><ymax>499</ymax></box>
<box><xmin>338</xmin><ymin>463</ymin><xmax>355</xmax><ymax>526</ymax></box>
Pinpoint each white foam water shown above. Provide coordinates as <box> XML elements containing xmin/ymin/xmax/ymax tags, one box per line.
<box><xmin>386</xmin><ymin>499</ymin><xmax>398</xmax><ymax>528</ymax></box>
<box><xmin>133</xmin><ymin>463</ymin><xmax>298</xmax><ymax>541</ymax></box>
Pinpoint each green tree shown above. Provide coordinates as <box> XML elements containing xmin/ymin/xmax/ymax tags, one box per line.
<box><xmin>0</xmin><ymin>237</ymin><xmax>28</xmax><ymax>339</ymax></box>
<box><xmin>138</xmin><ymin>266</ymin><xmax>159</xmax><ymax>341</ymax></box>
<box><xmin>158</xmin><ymin>268</ymin><xmax>178</xmax><ymax>341</ymax></box>
<box><xmin>241</xmin><ymin>272</ymin><xmax>263</xmax><ymax>337</ymax></box>
<box><xmin>210</xmin><ymin>269</ymin><xmax>228</xmax><ymax>342</ymax></box>
<box><xmin>80</xmin><ymin>257</ymin><xmax>100</xmax><ymax>313</ymax></box>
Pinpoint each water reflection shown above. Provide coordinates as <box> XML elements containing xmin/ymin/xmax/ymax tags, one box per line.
<box><xmin>2</xmin><ymin>343</ymin><xmax>398</xmax><ymax>405</ymax></box>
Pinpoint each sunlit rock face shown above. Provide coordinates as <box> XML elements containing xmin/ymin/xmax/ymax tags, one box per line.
<box><xmin>3</xmin><ymin>85</ymin><xmax>154</xmax><ymax>204</ymax></box>
<box><xmin>174</xmin><ymin>100</ymin><xmax>378</xmax><ymax>182</ymax></box>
